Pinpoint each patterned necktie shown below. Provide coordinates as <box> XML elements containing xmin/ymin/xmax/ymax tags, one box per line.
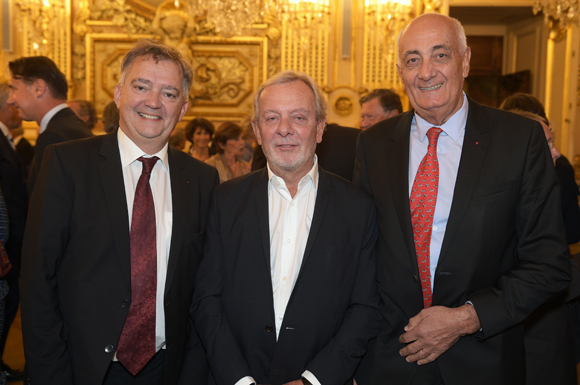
<box><xmin>117</xmin><ymin>156</ymin><xmax>158</xmax><ymax>375</ymax></box>
<box><xmin>409</xmin><ymin>127</ymin><xmax>442</xmax><ymax>308</ymax></box>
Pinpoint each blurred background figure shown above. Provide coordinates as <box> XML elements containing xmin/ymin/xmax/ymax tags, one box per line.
<box><xmin>102</xmin><ymin>100</ymin><xmax>120</xmax><ymax>134</ymax></box>
<box><xmin>205</xmin><ymin>121</ymin><xmax>250</xmax><ymax>183</ymax></box>
<box><xmin>168</xmin><ymin>127</ymin><xmax>187</xmax><ymax>150</ymax></box>
<box><xmin>185</xmin><ymin>117</ymin><xmax>215</xmax><ymax>161</ymax></box>
<box><xmin>8</xmin><ymin>126</ymin><xmax>33</xmax><ymax>180</ymax></box>
<box><xmin>500</xmin><ymin>93</ymin><xmax>580</xmax><ymax>244</ymax></box>
<box><xmin>240</xmin><ymin>117</ymin><xmax>256</xmax><ymax>165</ymax></box>
<box><xmin>68</xmin><ymin>99</ymin><xmax>97</xmax><ymax>132</ymax></box>
<box><xmin>359</xmin><ymin>88</ymin><xmax>402</xmax><ymax>130</ymax></box>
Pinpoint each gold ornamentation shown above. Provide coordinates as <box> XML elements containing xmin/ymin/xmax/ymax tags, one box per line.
<box><xmin>91</xmin><ymin>0</ymin><xmax>151</xmax><ymax>34</ymax></box>
<box><xmin>334</xmin><ymin>96</ymin><xmax>353</xmax><ymax>116</ymax></box>
<box><xmin>534</xmin><ymin>0</ymin><xmax>579</xmax><ymax>30</ymax></box>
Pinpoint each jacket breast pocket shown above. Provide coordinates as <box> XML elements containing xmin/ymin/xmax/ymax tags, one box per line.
<box><xmin>471</xmin><ymin>180</ymin><xmax>518</xmax><ymax>198</ymax></box>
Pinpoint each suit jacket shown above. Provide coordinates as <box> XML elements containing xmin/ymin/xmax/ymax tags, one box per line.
<box><xmin>192</xmin><ymin>168</ymin><xmax>381</xmax><ymax>385</ymax></box>
<box><xmin>15</xmin><ymin>137</ymin><xmax>34</xmax><ymax>180</ymax></box>
<box><xmin>27</xmin><ymin>107</ymin><xmax>93</xmax><ymax>198</ymax></box>
<box><xmin>353</xmin><ymin>98</ymin><xmax>571</xmax><ymax>385</ymax></box>
<box><xmin>555</xmin><ymin>155</ymin><xmax>580</xmax><ymax>244</ymax></box>
<box><xmin>251</xmin><ymin>124</ymin><xmax>360</xmax><ymax>181</ymax></box>
<box><xmin>21</xmin><ymin>131</ymin><xmax>219</xmax><ymax>385</ymax></box>
<box><xmin>0</xmin><ymin>132</ymin><xmax>27</xmax><ymax>270</ymax></box>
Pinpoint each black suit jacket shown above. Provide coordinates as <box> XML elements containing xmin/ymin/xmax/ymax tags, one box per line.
<box><xmin>251</xmin><ymin>124</ymin><xmax>360</xmax><ymax>181</ymax></box>
<box><xmin>192</xmin><ymin>168</ymin><xmax>381</xmax><ymax>385</ymax></box>
<box><xmin>354</xmin><ymin>98</ymin><xmax>571</xmax><ymax>385</ymax></box>
<box><xmin>21</xmin><ymin>131</ymin><xmax>219</xmax><ymax>385</ymax></box>
<box><xmin>0</xmin><ymin>132</ymin><xmax>27</xmax><ymax>270</ymax></box>
<box><xmin>27</xmin><ymin>107</ymin><xmax>93</xmax><ymax>197</ymax></box>
<box><xmin>15</xmin><ymin>137</ymin><xmax>34</xmax><ymax>180</ymax></box>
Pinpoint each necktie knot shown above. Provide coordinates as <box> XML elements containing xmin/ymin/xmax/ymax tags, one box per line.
<box><xmin>427</xmin><ymin>127</ymin><xmax>442</xmax><ymax>147</ymax></box>
<box><xmin>138</xmin><ymin>156</ymin><xmax>158</xmax><ymax>175</ymax></box>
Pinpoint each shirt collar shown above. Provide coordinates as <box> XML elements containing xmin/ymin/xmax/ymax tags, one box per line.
<box><xmin>414</xmin><ymin>92</ymin><xmax>469</xmax><ymax>142</ymax></box>
<box><xmin>267</xmin><ymin>154</ymin><xmax>319</xmax><ymax>195</ymax></box>
<box><xmin>0</xmin><ymin>121</ymin><xmax>9</xmax><ymax>137</ymax></box>
<box><xmin>117</xmin><ymin>128</ymin><xmax>169</xmax><ymax>171</ymax></box>
<box><xmin>39</xmin><ymin>103</ymin><xmax>68</xmax><ymax>134</ymax></box>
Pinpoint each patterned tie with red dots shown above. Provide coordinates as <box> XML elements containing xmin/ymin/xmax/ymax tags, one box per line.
<box><xmin>409</xmin><ymin>127</ymin><xmax>442</xmax><ymax>308</ymax></box>
<box><xmin>117</xmin><ymin>156</ymin><xmax>158</xmax><ymax>375</ymax></box>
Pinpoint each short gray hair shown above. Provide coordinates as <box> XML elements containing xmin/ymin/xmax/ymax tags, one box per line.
<box><xmin>119</xmin><ymin>39</ymin><xmax>193</xmax><ymax>98</ymax></box>
<box><xmin>252</xmin><ymin>70</ymin><xmax>327</xmax><ymax>123</ymax></box>
<box><xmin>397</xmin><ymin>13</ymin><xmax>468</xmax><ymax>67</ymax></box>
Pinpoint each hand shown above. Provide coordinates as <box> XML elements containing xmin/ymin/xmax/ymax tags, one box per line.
<box><xmin>282</xmin><ymin>381</ymin><xmax>303</xmax><ymax>385</ymax></box>
<box><xmin>398</xmin><ymin>304</ymin><xmax>481</xmax><ymax>365</ymax></box>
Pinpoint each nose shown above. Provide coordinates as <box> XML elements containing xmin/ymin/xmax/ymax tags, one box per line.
<box><xmin>276</xmin><ymin>115</ymin><xmax>294</xmax><ymax>137</ymax></box>
<box><xmin>418</xmin><ymin>60</ymin><xmax>436</xmax><ymax>82</ymax></box>
<box><xmin>144</xmin><ymin>90</ymin><xmax>161</xmax><ymax>109</ymax></box>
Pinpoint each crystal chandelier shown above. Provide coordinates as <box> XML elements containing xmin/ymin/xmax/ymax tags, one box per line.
<box><xmin>278</xmin><ymin>0</ymin><xmax>330</xmax><ymax>29</ymax></box>
<box><xmin>533</xmin><ymin>0</ymin><xmax>580</xmax><ymax>29</ymax></box>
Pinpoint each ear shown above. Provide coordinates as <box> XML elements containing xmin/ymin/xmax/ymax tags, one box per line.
<box><xmin>316</xmin><ymin>118</ymin><xmax>326</xmax><ymax>144</ymax></box>
<box><xmin>114</xmin><ymin>84</ymin><xmax>121</xmax><ymax>107</ymax></box>
<box><xmin>178</xmin><ymin>100</ymin><xmax>189</xmax><ymax>122</ymax></box>
<box><xmin>462</xmin><ymin>47</ymin><xmax>471</xmax><ymax>78</ymax></box>
<box><xmin>251</xmin><ymin>120</ymin><xmax>262</xmax><ymax>145</ymax></box>
<box><xmin>33</xmin><ymin>79</ymin><xmax>47</xmax><ymax>98</ymax></box>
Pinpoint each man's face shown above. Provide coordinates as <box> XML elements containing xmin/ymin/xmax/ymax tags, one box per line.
<box><xmin>252</xmin><ymin>80</ymin><xmax>325</xmax><ymax>178</ymax></box>
<box><xmin>397</xmin><ymin>14</ymin><xmax>471</xmax><ymax>126</ymax></box>
<box><xmin>0</xmin><ymin>102</ymin><xmax>22</xmax><ymax>129</ymax></box>
<box><xmin>360</xmin><ymin>97</ymin><xmax>392</xmax><ymax>129</ymax></box>
<box><xmin>114</xmin><ymin>56</ymin><xmax>188</xmax><ymax>154</ymax></box>
<box><xmin>7</xmin><ymin>78</ymin><xmax>38</xmax><ymax>122</ymax></box>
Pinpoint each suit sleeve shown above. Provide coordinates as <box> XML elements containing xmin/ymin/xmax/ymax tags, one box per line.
<box><xmin>353</xmin><ymin>134</ymin><xmax>371</xmax><ymax>196</ymax></box>
<box><xmin>27</xmin><ymin>130</ymin><xmax>64</xmax><ymax>199</ymax></box>
<box><xmin>191</xmin><ymin>191</ymin><xmax>253</xmax><ymax>385</ymax></box>
<box><xmin>468</xmin><ymin>124</ymin><xmax>572</xmax><ymax>339</ymax></box>
<box><xmin>20</xmin><ymin>145</ymin><xmax>74</xmax><ymax>385</ymax></box>
<box><xmin>305</xmin><ymin>200</ymin><xmax>381</xmax><ymax>383</ymax></box>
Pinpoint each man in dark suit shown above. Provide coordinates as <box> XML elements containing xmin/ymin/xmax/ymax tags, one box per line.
<box><xmin>359</xmin><ymin>88</ymin><xmax>403</xmax><ymax>130</ymax></box>
<box><xmin>354</xmin><ymin>13</ymin><xmax>571</xmax><ymax>385</ymax></box>
<box><xmin>9</xmin><ymin>127</ymin><xmax>34</xmax><ymax>180</ymax></box>
<box><xmin>192</xmin><ymin>70</ymin><xmax>381</xmax><ymax>385</ymax></box>
<box><xmin>251</xmin><ymin>123</ymin><xmax>360</xmax><ymax>181</ymax></box>
<box><xmin>21</xmin><ymin>39</ymin><xmax>218</xmax><ymax>385</ymax></box>
<box><xmin>7</xmin><ymin>56</ymin><xmax>93</xmax><ymax>198</ymax></box>
<box><xmin>0</xmin><ymin>82</ymin><xmax>27</xmax><ymax>381</ymax></box>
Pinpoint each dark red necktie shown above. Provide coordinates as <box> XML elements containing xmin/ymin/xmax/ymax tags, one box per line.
<box><xmin>117</xmin><ymin>156</ymin><xmax>158</xmax><ymax>375</ymax></box>
<box><xmin>410</xmin><ymin>127</ymin><xmax>442</xmax><ymax>308</ymax></box>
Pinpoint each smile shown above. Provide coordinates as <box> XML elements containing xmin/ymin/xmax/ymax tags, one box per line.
<box><xmin>138</xmin><ymin>112</ymin><xmax>161</xmax><ymax>120</ymax></box>
<box><xmin>419</xmin><ymin>84</ymin><xmax>442</xmax><ymax>91</ymax></box>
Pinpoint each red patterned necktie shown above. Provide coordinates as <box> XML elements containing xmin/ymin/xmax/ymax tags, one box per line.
<box><xmin>117</xmin><ymin>156</ymin><xmax>158</xmax><ymax>375</ymax></box>
<box><xmin>410</xmin><ymin>127</ymin><xmax>442</xmax><ymax>308</ymax></box>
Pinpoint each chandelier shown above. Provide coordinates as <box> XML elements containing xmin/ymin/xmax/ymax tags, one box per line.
<box><xmin>533</xmin><ymin>0</ymin><xmax>580</xmax><ymax>29</ymax></box>
<box><xmin>278</xmin><ymin>0</ymin><xmax>330</xmax><ymax>29</ymax></box>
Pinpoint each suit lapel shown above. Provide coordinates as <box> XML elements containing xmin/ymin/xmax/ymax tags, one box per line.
<box><xmin>388</xmin><ymin>112</ymin><xmax>419</xmax><ymax>273</ymax></box>
<box><xmin>299</xmin><ymin>167</ymin><xmax>330</xmax><ymax>275</ymax></box>
<box><xmin>98</xmin><ymin>131</ymin><xmax>131</xmax><ymax>288</ymax></box>
<box><xmin>164</xmin><ymin>147</ymin><xmax>188</xmax><ymax>298</ymax></box>
<box><xmin>438</xmin><ymin>98</ymin><xmax>490</xmax><ymax>263</ymax></box>
<box><xmin>253</xmin><ymin>169</ymin><xmax>271</xmax><ymax>270</ymax></box>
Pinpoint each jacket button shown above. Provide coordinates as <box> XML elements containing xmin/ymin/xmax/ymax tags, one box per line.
<box><xmin>104</xmin><ymin>344</ymin><xmax>114</xmax><ymax>353</ymax></box>
<box><xmin>120</xmin><ymin>300</ymin><xmax>129</xmax><ymax>308</ymax></box>
<box><xmin>413</xmin><ymin>274</ymin><xmax>418</xmax><ymax>282</ymax></box>
<box><xmin>265</xmin><ymin>325</ymin><xmax>274</xmax><ymax>332</ymax></box>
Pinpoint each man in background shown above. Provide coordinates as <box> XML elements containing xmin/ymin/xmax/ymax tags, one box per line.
<box><xmin>68</xmin><ymin>99</ymin><xmax>98</xmax><ymax>131</ymax></box>
<box><xmin>359</xmin><ymin>88</ymin><xmax>402</xmax><ymax>130</ymax></box>
<box><xmin>7</xmin><ymin>56</ymin><xmax>93</xmax><ymax>197</ymax></box>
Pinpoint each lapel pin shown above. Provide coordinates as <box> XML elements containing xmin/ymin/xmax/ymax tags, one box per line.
<box><xmin>475</xmin><ymin>142</ymin><xmax>479</xmax><ymax>145</ymax></box>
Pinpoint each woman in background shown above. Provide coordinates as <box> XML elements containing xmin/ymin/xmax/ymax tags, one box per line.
<box><xmin>205</xmin><ymin>122</ymin><xmax>250</xmax><ymax>183</ymax></box>
<box><xmin>185</xmin><ymin>117</ymin><xmax>215</xmax><ymax>161</ymax></box>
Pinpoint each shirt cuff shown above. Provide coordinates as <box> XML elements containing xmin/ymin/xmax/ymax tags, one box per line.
<box><xmin>302</xmin><ymin>370</ymin><xmax>321</xmax><ymax>385</ymax></box>
<box><xmin>234</xmin><ymin>376</ymin><xmax>256</xmax><ymax>385</ymax></box>
<box><xmin>465</xmin><ymin>300</ymin><xmax>482</xmax><ymax>332</ymax></box>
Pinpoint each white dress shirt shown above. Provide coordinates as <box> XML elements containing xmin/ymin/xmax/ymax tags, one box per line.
<box><xmin>0</xmin><ymin>121</ymin><xmax>14</xmax><ymax>149</ymax></box>
<box><xmin>237</xmin><ymin>156</ymin><xmax>321</xmax><ymax>385</ymax></box>
<box><xmin>408</xmin><ymin>92</ymin><xmax>468</xmax><ymax>289</ymax></box>
<box><xmin>117</xmin><ymin>128</ymin><xmax>173</xmax><ymax>354</ymax></box>
<box><xmin>39</xmin><ymin>103</ymin><xmax>68</xmax><ymax>134</ymax></box>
